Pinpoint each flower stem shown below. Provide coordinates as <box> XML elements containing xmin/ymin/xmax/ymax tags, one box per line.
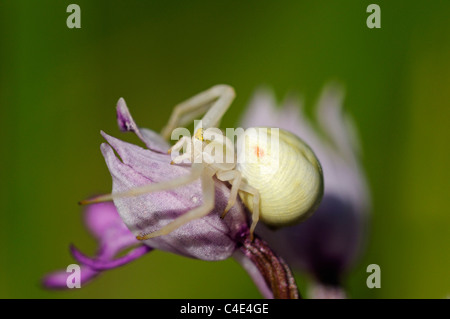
<box><xmin>239</xmin><ymin>235</ymin><xmax>300</xmax><ymax>299</ymax></box>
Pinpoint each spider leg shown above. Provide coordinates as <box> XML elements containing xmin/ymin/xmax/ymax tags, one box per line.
<box><xmin>137</xmin><ymin>166</ymin><xmax>217</xmax><ymax>240</ymax></box>
<box><xmin>216</xmin><ymin>170</ymin><xmax>242</xmax><ymax>218</ymax></box>
<box><xmin>237</xmin><ymin>182</ymin><xmax>260</xmax><ymax>241</ymax></box>
<box><xmin>79</xmin><ymin>163</ymin><xmax>203</xmax><ymax>205</ymax></box>
<box><xmin>171</xmin><ymin>152</ymin><xmax>192</xmax><ymax>165</ymax></box>
<box><xmin>161</xmin><ymin>85</ymin><xmax>235</xmax><ymax>140</ymax></box>
<box><xmin>168</xmin><ymin>135</ymin><xmax>190</xmax><ymax>154</ymax></box>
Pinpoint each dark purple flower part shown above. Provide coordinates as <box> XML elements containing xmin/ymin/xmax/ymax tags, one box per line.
<box><xmin>116</xmin><ymin>98</ymin><xmax>169</xmax><ymax>154</ymax></box>
<box><xmin>234</xmin><ymin>237</ymin><xmax>299</xmax><ymax>299</ymax></box>
<box><xmin>44</xmin><ymin>97</ymin><xmax>299</xmax><ymax>299</ymax></box>
<box><xmin>241</xmin><ymin>84</ymin><xmax>371</xmax><ymax>298</ymax></box>
<box><xmin>42</xmin><ymin>202</ymin><xmax>152</xmax><ymax>288</ymax></box>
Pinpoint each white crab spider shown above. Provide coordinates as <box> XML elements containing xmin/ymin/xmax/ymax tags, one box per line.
<box><xmin>82</xmin><ymin>85</ymin><xmax>323</xmax><ymax>241</ymax></box>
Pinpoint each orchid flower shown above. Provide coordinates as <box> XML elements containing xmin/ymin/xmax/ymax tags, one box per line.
<box><xmin>241</xmin><ymin>84</ymin><xmax>371</xmax><ymax>299</ymax></box>
<box><xmin>43</xmin><ymin>98</ymin><xmax>299</xmax><ymax>299</ymax></box>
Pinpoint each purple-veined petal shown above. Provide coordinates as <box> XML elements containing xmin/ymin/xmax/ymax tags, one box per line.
<box><xmin>101</xmin><ymin>131</ymin><xmax>248</xmax><ymax>261</ymax></box>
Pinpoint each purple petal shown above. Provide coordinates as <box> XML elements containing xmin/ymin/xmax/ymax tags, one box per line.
<box><xmin>100</xmin><ymin>132</ymin><xmax>248</xmax><ymax>261</ymax></box>
<box><xmin>84</xmin><ymin>202</ymin><xmax>144</xmax><ymax>258</ymax></box>
<box><xmin>71</xmin><ymin>244</ymin><xmax>153</xmax><ymax>271</ymax></box>
<box><xmin>84</xmin><ymin>202</ymin><xmax>127</xmax><ymax>239</ymax></box>
<box><xmin>116</xmin><ymin>98</ymin><xmax>169</xmax><ymax>153</ymax></box>
<box><xmin>42</xmin><ymin>266</ymin><xmax>100</xmax><ymax>289</ymax></box>
<box><xmin>98</xmin><ymin>227</ymin><xmax>144</xmax><ymax>258</ymax></box>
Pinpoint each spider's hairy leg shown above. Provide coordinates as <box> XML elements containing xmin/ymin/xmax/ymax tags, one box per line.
<box><xmin>216</xmin><ymin>169</ymin><xmax>242</xmax><ymax>218</ymax></box>
<box><xmin>79</xmin><ymin>163</ymin><xmax>203</xmax><ymax>205</ymax></box>
<box><xmin>238</xmin><ymin>182</ymin><xmax>260</xmax><ymax>241</ymax></box>
<box><xmin>137</xmin><ymin>165</ymin><xmax>216</xmax><ymax>240</ymax></box>
<box><xmin>161</xmin><ymin>85</ymin><xmax>235</xmax><ymax>140</ymax></box>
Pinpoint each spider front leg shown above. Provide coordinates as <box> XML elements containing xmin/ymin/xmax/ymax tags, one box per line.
<box><xmin>79</xmin><ymin>162</ymin><xmax>204</xmax><ymax>205</ymax></box>
<box><xmin>161</xmin><ymin>84</ymin><xmax>235</xmax><ymax>140</ymax></box>
<box><xmin>137</xmin><ymin>164</ymin><xmax>217</xmax><ymax>240</ymax></box>
<box><xmin>169</xmin><ymin>136</ymin><xmax>194</xmax><ymax>164</ymax></box>
<box><xmin>168</xmin><ymin>135</ymin><xmax>190</xmax><ymax>155</ymax></box>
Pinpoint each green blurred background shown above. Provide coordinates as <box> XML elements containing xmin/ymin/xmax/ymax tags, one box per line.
<box><xmin>1</xmin><ymin>0</ymin><xmax>449</xmax><ymax>298</ymax></box>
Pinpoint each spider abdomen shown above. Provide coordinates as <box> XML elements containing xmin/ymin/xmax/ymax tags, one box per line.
<box><xmin>236</xmin><ymin>128</ymin><xmax>323</xmax><ymax>228</ymax></box>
